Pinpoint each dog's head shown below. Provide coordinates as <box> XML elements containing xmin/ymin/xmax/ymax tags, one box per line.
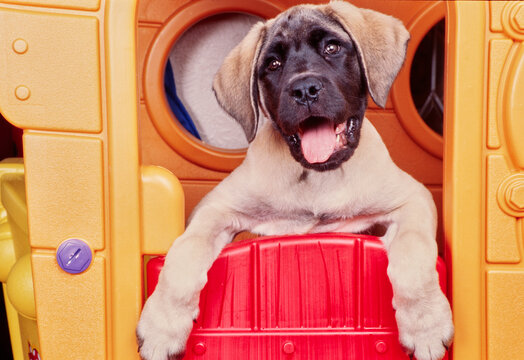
<box><xmin>213</xmin><ymin>1</ymin><xmax>409</xmax><ymax>171</ymax></box>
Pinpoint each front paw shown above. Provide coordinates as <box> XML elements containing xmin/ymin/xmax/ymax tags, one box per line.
<box><xmin>395</xmin><ymin>291</ymin><xmax>454</xmax><ymax>360</ymax></box>
<box><xmin>136</xmin><ymin>292</ymin><xmax>195</xmax><ymax>360</ymax></box>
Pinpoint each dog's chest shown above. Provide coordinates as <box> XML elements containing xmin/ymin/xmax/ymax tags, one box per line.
<box><xmin>247</xmin><ymin>175</ymin><xmax>361</xmax><ymax>224</ymax></box>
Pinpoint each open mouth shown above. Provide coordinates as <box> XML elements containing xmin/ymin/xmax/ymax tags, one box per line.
<box><xmin>292</xmin><ymin>116</ymin><xmax>356</xmax><ymax>164</ymax></box>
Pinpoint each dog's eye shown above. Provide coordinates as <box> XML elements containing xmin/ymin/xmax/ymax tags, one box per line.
<box><xmin>268</xmin><ymin>59</ymin><xmax>282</xmax><ymax>71</ymax></box>
<box><xmin>324</xmin><ymin>43</ymin><xmax>341</xmax><ymax>55</ymax></box>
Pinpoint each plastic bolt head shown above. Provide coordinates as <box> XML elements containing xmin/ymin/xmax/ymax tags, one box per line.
<box><xmin>375</xmin><ymin>340</ymin><xmax>388</xmax><ymax>354</ymax></box>
<box><xmin>56</xmin><ymin>239</ymin><xmax>92</xmax><ymax>274</ymax></box>
<box><xmin>193</xmin><ymin>342</ymin><xmax>206</xmax><ymax>355</ymax></box>
<box><xmin>15</xmin><ymin>86</ymin><xmax>30</xmax><ymax>101</ymax></box>
<box><xmin>282</xmin><ymin>341</ymin><xmax>295</xmax><ymax>354</ymax></box>
<box><xmin>514</xmin><ymin>5</ymin><xmax>524</xmax><ymax>30</ymax></box>
<box><xmin>12</xmin><ymin>39</ymin><xmax>28</xmax><ymax>54</ymax></box>
<box><xmin>508</xmin><ymin>182</ymin><xmax>524</xmax><ymax>210</ymax></box>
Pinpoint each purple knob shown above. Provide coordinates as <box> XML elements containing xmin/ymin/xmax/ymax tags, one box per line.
<box><xmin>56</xmin><ymin>239</ymin><xmax>92</xmax><ymax>274</ymax></box>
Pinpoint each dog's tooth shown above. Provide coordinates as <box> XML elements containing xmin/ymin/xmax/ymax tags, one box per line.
<box><xmin>288</xmin><ymin>134</ymin><xmax>299</xmax><ymax>145</ymax></box>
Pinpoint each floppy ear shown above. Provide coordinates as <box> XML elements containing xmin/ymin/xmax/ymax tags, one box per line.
<box><xmin>326</xmin><ymin>1</ymin><xmax>410</xmax><ymax>108</ymax></box>
<box><xmin>213</xmin><ymin>22</ymin><xmax>266</xmax><ymax>142</ymax></box>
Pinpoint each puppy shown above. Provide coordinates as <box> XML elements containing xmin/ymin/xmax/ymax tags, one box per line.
<box><xmin>137</xmin><ymin>2</ymin><xmax>454</xmax><ymax>359</ymax></box>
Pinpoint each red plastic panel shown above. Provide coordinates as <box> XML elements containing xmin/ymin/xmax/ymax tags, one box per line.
<box><xmin>146</xmin><ymin>233</ymin><xmax>448</xmax><ymax>359</ymax></box>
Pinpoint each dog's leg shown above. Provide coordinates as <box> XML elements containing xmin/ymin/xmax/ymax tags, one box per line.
<box><xmin>381</xmin><ymin>187</ymin><xmax>454</xmax><ymax>360</ymax></box>
<box><xmin>136</xmin><ymin>192</ymin><xmax>244</xmax><ymax>360</ymax></box>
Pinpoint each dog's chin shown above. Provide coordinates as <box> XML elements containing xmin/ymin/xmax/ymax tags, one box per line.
<box><xmin>295</xmin><ymin>147</ymin><xmax>355</xmax><ymax>172</ymax></box>
<box><xmin>283</xmin><ymin>116</ymin><xmax>362</xmax><ymax>172</ymax></box>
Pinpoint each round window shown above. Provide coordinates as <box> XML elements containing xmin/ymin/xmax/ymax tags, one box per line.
<box><xmin>390</xmin><ymin>2</ymin><xmax>446</xmax><ymax>159</ymax></box>
<box><xmin>143</xmin><ymin>0</ymin><xmax>282</xmax><ymax>172</ymax></box>
<box><xmin>410</xmin><ymin>19</ymin><xmax>445</xmax><ymax>136</ymax></box>
<box><xmin>165</xmin><ymin>13</ymin><xmax>262</xmax><ymax>150</ymax></box>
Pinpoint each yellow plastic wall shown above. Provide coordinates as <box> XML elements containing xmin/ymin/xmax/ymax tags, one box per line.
<box><xmin>445</xmin><ymin>2</ymin><xmax>524</xmax><ymax>360</ymax></box>
<box><xmin>0</xmin><ymin>159</ymin><xmax>33</xmax><ymax>360</ymax></box>
<box><xmin>0</xmin><ymin>1</ymin><xmax>184</xmax><ymax>359</ymax></box>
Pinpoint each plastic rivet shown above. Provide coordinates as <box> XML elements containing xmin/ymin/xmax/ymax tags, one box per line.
<box><xmin>375</xmin><ymin>340</ymin><xmax>388</xmax><ymax>354</ymax></box>
<box><xmin>12</xmin><ymin>39</ymin><xmax>28</xmax><ymax>54</ymax></box>
<box><xmin>514</xmin><ymin>4</ymin><xmax>524</xmax><ymax>30</ymax></box>
<box><xmin>15</xmin><ymin>86</ymin><xmax>30</xmax><ymax>101</ymax></box>
<box><xmin>193</xmin><ymin>342</ymin><xmax>206</xmax><ymax>355</ymax></box>
<box><xmin>56</xmin><ymin>239</ymin><xmax>92</xmax><ymax>274</ymax></box>
<box><xmin>508</xmin><ymin>182</ymin><xmax>524</xmax><ymax>210</ymax></box>
<box><xmin>282</xmin><ymin>341</ymin><xmax>295</xmax><ymax>354</ymax></box>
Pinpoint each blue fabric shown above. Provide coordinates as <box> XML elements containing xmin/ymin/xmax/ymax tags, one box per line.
<box><xmin>164</xmin><ymin>59</ymin><xmax>201</xmax><ymax>140</ymax></box>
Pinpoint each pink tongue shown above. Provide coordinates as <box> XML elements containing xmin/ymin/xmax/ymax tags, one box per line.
<box><xmin>300</xmin><ymin>121</ymin><xmax>336</xmax><ymax>164</ymax></box>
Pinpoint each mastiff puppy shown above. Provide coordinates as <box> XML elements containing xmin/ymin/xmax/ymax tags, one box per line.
<box><xmin>137</xmin><ymin>2</ymin><xmax>454</xmax><ymax>359</ymax></box>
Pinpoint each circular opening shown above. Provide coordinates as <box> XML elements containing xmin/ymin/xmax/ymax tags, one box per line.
<box><xmin>410</xmin><ymin>19</ymin><xmax>445</xmax><ymax>136</ymax></box>
<box><xmin>390</xmin><ymin>2</ymin><xmax>446</xmax><ymax>159</ymax></box>
<box><xmin>165</xmin><ymin>13</ymin><xmax>262</xmax><ymax>150</ymax></box>
<box><xmin>143</xmin><ymin>0</ymin><xmax>283</xmax><ymax>172</ymax></box>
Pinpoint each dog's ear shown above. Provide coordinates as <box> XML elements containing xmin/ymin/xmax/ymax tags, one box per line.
<box><xmin>213</xmin><ymin>22</ymin><xmax>266</xmax><ymax>142</ymax></box>
<box><xmin>326</xmin><ymin>1</ymin><xmax>410</xmax><ymax>108</ymax></box>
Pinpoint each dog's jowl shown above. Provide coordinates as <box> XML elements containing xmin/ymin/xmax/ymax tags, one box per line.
<box><xmin>137</xmin><ymin>2</ymin><xmax>454</xmax><ymax>360</ymax></box>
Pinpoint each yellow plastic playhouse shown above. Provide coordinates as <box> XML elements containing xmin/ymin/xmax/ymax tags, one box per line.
<box><xmin>0</xmin><ymin>0</ymin><xmax>523</xmax><ymax>359</ymax></box>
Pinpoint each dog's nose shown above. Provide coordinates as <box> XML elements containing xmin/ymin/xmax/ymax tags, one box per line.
<box><xmin>290</xmin><ymin>77</ymin><xmax>323</xmax><ymax>105</ymax></box>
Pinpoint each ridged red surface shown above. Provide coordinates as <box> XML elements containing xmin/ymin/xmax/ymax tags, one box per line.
<box><xmin>146</xmin><ymin>233</ymin><xmax>448</xmax><ymax>360</ymax></box>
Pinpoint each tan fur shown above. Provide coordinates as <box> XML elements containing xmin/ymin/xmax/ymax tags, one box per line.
<box><xmin>322</xmin><ymin>1</ymin><xmax>410</xmax><ymax>107</ymax></box>
<box><xmin>213</xmin><ymin>21</ymin><xmax>270</xmax><ymax>141</ymax></box>
<box><xmin>137</xmin><ymin>3</ymin><xmax>453</xmax><ymax>360</ymax></box>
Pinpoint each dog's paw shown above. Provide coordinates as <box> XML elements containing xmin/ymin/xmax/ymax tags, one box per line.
<box><xmin>395</xmin><ymin>291</ymin><xmax>454</xmax><ymax>360</ymax></box>
<box><xmin>136</xmin><ymin>292</ymin><xmax>195</xmax><ymax>360</ymax></box>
